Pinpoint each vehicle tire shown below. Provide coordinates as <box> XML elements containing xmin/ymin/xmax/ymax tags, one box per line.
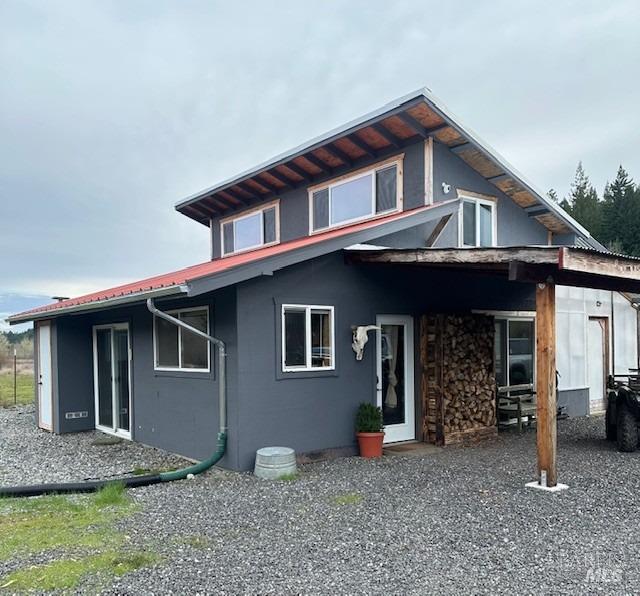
<box><xmin>616</xmin><ymin>404</ymin><xmax>638</xmax><ymax>452</ymax></box>
<box><xmin>606</xmin><ymin>398</ymin><xmax>617</xmax><ymax>441</ymax></box>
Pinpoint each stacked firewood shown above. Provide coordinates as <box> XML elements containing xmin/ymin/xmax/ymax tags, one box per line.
<box><xmin>441</xmin><ymin>315</ymin><xmax>496</xmax><ymax>434</ymax></box>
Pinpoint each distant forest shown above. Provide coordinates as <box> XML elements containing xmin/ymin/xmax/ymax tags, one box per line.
<box><xmin>550</xmin><ymin>164</ymin><xmax>640</xmax><ymax>256</ymax></box>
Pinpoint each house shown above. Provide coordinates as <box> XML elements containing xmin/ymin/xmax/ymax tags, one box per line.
<box><xmin>9</xmin><ymin>88</ymin><xmax>640</xmax><ymax>473</ymax></box>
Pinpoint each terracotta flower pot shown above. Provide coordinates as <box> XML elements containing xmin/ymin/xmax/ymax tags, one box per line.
<box><xmin>357</xmin><ymin>432</ymin><xmax>385</xmax><ymax>458</ymax></box>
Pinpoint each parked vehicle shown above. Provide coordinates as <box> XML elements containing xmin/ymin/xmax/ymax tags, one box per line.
<box><xmin>605</xmin><ymin>373</ymin><xmax>640</xmax><ymax>452</ymax></box>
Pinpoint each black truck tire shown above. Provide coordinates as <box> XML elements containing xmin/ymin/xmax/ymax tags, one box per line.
<box><xmin>616</xmin><ymin>404</ymin><xmax>638</xmax><ymax>452</ymax></box>
<box><xmin>606</xmin><ymin>402</ymin><xmax>617</xmax><ymax>441</ymax></box>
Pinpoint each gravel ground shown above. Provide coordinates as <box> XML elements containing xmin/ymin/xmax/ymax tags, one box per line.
<box><xmin>3</xmin><ymin>406</ymin><xmax>640</xmax><ymax>594</ymax></box>
<box><xmin>0</xmin><ymin>405</ymin><xmax>189</xmax><ymax>484</ymax></box>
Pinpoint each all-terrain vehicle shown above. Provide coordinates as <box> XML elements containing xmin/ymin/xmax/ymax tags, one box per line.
<box><xmin>606</xmin><ymin>372</ymin><xmax>640</xmax><ymax>452</ymax></box>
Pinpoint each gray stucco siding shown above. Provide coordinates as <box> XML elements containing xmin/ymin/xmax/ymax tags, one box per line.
<box><xmin>432</xmin><ymin>141</ymin><xmax>549</xmax><ymax>247</ymax></box>
<box><xmin>210</xmin><ymin>142</ymin><xmax>426</xmax><ymax>258</ymax></box>
<box><xmin>52</xmin><ymin>289</ymin><xmax>240</xmax><ymax>469</ymax></box>
<box><xmin>233</xmin><ymin>250</ymin><xmax>535</xmax><ymax>470</ymax></box>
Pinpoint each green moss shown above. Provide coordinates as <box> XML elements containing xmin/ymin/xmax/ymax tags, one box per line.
<box><xmin>331</xmin><ymin>493</ymin><xmax>363</xmax><ymax>506</ymax></box>
<box><xmin>0</xmin><ymin>550</ymin><xmax>158</xmax><ymax>592</ymax></box>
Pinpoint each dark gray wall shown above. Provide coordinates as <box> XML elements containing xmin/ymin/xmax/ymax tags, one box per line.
<box><xmin>53</xmin><ymin>287</ymin><xmax>240</xmax><ymax>469</ymax></box>
<box><xmin>233</xmin><ymin>251</ymin><xmax>535</xmax><ymax>470</ymax></box>
<box><xmin>210</xmin><ymin>142</ymin><xmax>426</xmax><ymax>258</ymax></box>
<box><xmin>431</xmin><ymin>141</ymin><xmax>549</xmax><ymax>247</ymax></box>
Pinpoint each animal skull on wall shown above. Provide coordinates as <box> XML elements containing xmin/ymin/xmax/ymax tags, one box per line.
<box><xmin>351</xmin><ymin>325</ymin><xmax>380</xmax><ymax>361</ymax></box>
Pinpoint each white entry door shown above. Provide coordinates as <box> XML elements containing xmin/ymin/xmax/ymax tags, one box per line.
<box><xmin>587</xmin><ymin>317</ymin><xmax>608</xmax><ymax>414</ymax></box>
<box><xmin>37</xmin><ymin>322</ymin><xmax>53</xmax><ymax>431</ymax></box>
<box><xmin>376</xmin><ymin>315</ymin><xmax>415</xmax><ymax>443</ymax></box>
<box><xmin>93</xmin><ymin>323</ymin><xmax>132</xmax><ymax>439</ymax></box>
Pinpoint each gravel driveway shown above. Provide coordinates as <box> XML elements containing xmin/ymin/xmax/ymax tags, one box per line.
<box><xmin>3</xmin><ymin>405</ymin><xmax>640</xmax><ymax>594</ymax></box>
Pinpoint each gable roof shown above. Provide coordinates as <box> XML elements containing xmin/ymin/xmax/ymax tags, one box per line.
<box><xmin>8</xmin><ymin>200</ymin><xmax>459</xmax><ymax>324</ymax></box>
<box><xmin>176</xmin><ymin>87</ymin><xmax>598</xmax><ymax>248</ymax></box>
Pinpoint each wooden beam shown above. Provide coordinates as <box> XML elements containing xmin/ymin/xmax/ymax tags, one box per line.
<box><xmin>371</xmin><ymin>122</ymin><xmax>401</xmax><ymax>148</ymax></box>
<box><xmin>266</xmin><ymin>169</ymin><xmax>295</xmax><ymax>188</ymax></box>
<box><xmin>303</xmin><ymin>152</ymin><xmax>333</xmax><ymax>174</ymax></box>
<box><xmin>536</xmin><ymin>282</ymin><xmax>557</xmax><ymax>488</ymax></box>
<box><xmin>254</xmin><ymin>176</ymin><xmax>280</xmax><ymax>194</ymax></box>
<box><xmin>396</xmin><ymin>112</ymin><xmax>429</xmax><ymax>138</ymax></box>
<box><xmin>283</xmin><ymin>162</ymin><xmax>313</xmax><ymax>182</ymax></box>
<box><xmin>347</xmin><ymin>134</ymin><xmax>377</xmax><ymax>158</ymax></box>
<box><xmin>324</xmin><ymin>143</ymin><xmax>353</xmax><ymax>166</ymax></box>
<box><xmin>485</xmin><ymin>173</ymin><xmax>510</xmax><ymax>183</ymax></box>
<box><xmin>450</xmin><ymin>142</ymin><xmax>471</xmax><ymax>154</ymax></box>
<box><xmin>237</xmin><ymin>182</ymin><xmax>264</xmax><ymax>201</ymax></box>
<box><xmin>425</xmin><ymin>214</ymin><xmax>453</xmax><ymax>247</ymax></box>
<box><xmin>224</xmin><ymin>188</ymin><xmax>250</xmax><ymax>206</ymax></box>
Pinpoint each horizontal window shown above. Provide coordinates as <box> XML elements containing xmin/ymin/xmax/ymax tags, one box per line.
<box><xmin>310</xmin><ymin>161</ymin><xmax>401</xmax><ymax>232</ymax></box>
<box><xmin>154</xmin><ymin>307</ymin><xmax>210</xmax><ymax>372</ymax></box>
<box><xmin>221</xmin><ymin>202</ymin><xmax>279</xmax><ymax>256</ymax></box>
<box><xmin>282</xmin><ymin>305</ymin><xmax>334</xmax><ymax>372</ymax></box>
<box><xmin>459</xmin><ymin>197</ymin><xmax>496</xmax><ymax>247</ymax></box>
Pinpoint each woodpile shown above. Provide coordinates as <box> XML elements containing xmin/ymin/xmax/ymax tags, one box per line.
<box><xmin>421</xmin><ymin>314</ymin><xmax>497</xmax><ymax>445</ymax></box>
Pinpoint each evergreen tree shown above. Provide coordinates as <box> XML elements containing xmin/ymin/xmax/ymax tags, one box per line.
<box><xmin>602</xmin><ymin>166</ymin><xmax>638</xmax><ymax>254</ymax></box>
<box><xmin>563</xmin><ymin>162</ymin><xmax>602</xmax><ymax>241</ymax></box>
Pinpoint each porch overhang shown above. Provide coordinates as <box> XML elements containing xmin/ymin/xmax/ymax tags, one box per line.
<box><xmin>347</xmin><ymin>244</ymin><xmax>640</xmax><ymax>489</ymax></box>
<box><xmin>345</xmin><ymin>245</ymin><xmax>640</xmax><ymax>294</ymax></box>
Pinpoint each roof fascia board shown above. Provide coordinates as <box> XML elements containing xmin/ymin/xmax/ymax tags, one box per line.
<box><xmin>175</xmin><ymin>91</ymin><xmax>427</xmax><ymax>210</ymax></box>
<box><xmin>186</xmin><ymin>200</ymin><xmax>461</xmax><ymax>296</ymax></box>
<box><xmin>8</xmin><ymin>284</ymin><xmax>187</xmax><ymax>324</ymax></box>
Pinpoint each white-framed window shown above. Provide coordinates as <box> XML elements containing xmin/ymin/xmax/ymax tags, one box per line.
<box><xmin>309</xmin><ymin>158</ymin><xmax>403</xmax><ymax>233</ymax></box>
<box><xmin>282</xmin><ymin>304</ymin><xmax>335</xmax><ymax>372</ymax></box>
<box><xmin>459</xmin><ymin>197</ymin><xmax>496</xmax><ymax>247</ymax></box>
<box><xmin>154</xmin><ymin>306</ymin><xmax>210</xmax><ymax>372</ymax></box>
<box><xmin>494</xmin><ymin>316</ymin><xmax>535</xmax><ymax>388</ymax></box>
<box><xmin>221</xmin><ymin>201</ymin><xmax>279</xmax><ymax>256</ymax></box>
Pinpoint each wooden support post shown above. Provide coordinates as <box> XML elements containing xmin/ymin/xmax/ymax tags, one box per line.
<box><xmin>536</xmin><ymin>282</ymin><xmax>557</xmax><ymax>487</ymax></box>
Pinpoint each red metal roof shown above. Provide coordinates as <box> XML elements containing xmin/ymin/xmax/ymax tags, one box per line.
<box><xmin>11</xmin><ymin>206</ymin><xmax>436</xmax><ymax>321</ymax></box>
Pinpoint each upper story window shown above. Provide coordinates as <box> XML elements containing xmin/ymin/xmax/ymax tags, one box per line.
<box><xmin>154</xmin><ymin>306</ymin><xmax>210</xmax><ymax>372</ymax></box>
<box><xmin>282</xmin><ymin>304</ymin><xmax>335</xmax><ymax>372</ymax></box>
<box><xmin>309</xmin><ymin>157</ymin><xmax>403</xmax><ymax>233</ymax></box>
<box><xmin>221</xmin><ymin>201</ymin><xmax>279</xmax><ymax>256</ymax></box>
<box><xmin>459</xmin><ymin>196</ymin><xmax>496</xmax><ymax>247</ymax></box>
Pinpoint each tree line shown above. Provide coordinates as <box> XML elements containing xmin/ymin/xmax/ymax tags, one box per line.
<box><xmin>550</xmin><ymin>164</ymin><xmax>640</xmax><ymax>255</ymax></box>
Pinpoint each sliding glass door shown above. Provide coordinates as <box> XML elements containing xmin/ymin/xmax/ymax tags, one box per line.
<box><xmin>93</xmin><ymin>324</ymin><xmax>131</xmax><ymax>438</ymax></box>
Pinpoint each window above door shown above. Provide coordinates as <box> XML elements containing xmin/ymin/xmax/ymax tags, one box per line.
<box><xmin>221</xmin><ymin>201</ymin><xmax>280</xmax><ymax>257</ymax></box>
<box><xmin>458</xmin><ymin>195</ymin><xmax>497</xmax><ymax>247</ymax></box>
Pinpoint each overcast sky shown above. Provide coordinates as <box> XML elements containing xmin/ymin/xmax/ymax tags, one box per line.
<box><xmin>1</xmin><ymin>0</ymin><xmax>639</xmax><ymax>321</ymax></box>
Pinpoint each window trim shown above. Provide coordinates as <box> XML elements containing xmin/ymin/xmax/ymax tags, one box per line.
<box><xmin>220</xmin><ymin>200</ymin><xmax>280</xmax><ymax>257</ymax></box>
<box><xmin>308</xmin><ymin>156</ymin><xmax>404</xmax><ymax>234</ymax></box>
<box><xmin>153</xmin><ymin>305</ymin><xmax>211</xmax><ymax>373</ymax></box>
<box><xmin>281</xmin><ymin>304</ymin><xmax>335</xmax><ymax>372</ymax></box>
<box><xmin>475</xmin><ymin>311</ymin><xmax>536</xmax><ymax>389</ymax></box>
<box><xmin>457</xmin><ymin>194</ymin><xmax>497</xmax><ymax>247</ymax></box>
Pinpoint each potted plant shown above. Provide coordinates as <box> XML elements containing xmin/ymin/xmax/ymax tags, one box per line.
<box><xmin>355</xmin><ymin>402</ymin><xmax>385</xmax><ymax>458</ymax></box>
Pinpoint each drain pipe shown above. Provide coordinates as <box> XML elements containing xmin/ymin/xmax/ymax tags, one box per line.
<box><xmin>146</xmin><ymin>298</ymin><xmax>227</xmax><ymax>481</ymax></box>
<box><xmin>0</xmin><ymin>300</ymin><xmax>227</xmax><ymax>497</ymax></box>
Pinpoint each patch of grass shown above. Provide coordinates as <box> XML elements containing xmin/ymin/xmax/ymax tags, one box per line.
<box><xmin>93</xmin><ymin>482</ymin><xmax>127</xmax><ymax>508</ymax></box>
<box><xmin>0</xmin><ymin>550</ymin><xmax>158</xmax><ymax>592</ymax></box>
<box><xmin>0</xmin><ymin>487</ymin><xmax>135</xmax><ymax>562</ymax></box>
<box><xmin>277</xmin><ymin>472</ymin><xmax>299</xmax><ymax>482</ymax></box>
<box><xmin>0</xmin><ymin>371</ymin><xmax>34</xmax><ymax>407</ymax></box>
<box><xmin>331</xmin><ymin>492</ymin><xmax>363</xmax><ymax>506</ymax></box>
